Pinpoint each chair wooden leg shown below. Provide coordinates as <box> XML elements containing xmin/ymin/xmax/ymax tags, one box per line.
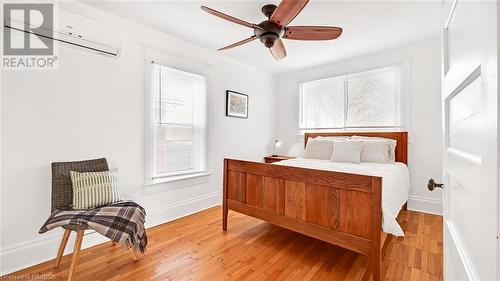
<box><xmin>129</xmin><ymin>247</ymin><xmax>138</xmax><ymax>261</ymax></box>
<box><xmin>54</xmin><ymin>229</ymin><xmax>71</xmax><ymax>268</ymax></box>
<box><xmin>67</xmin><ymin>229</ymin><xmax>84</xmax><ymax>281</ymax></box>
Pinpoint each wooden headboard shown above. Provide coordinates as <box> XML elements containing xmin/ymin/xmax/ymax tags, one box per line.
<box><xmin>304</xmin><ymin>131</ymin><xmax>408</xmax><ymax>164</ymax></box>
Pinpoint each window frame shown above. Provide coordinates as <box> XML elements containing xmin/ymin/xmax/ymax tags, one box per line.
<box><xmin>146</xmin><ymin>60</ymin><xmax>208</xmax><ymax>184</ymax></box>
<box><xmin>299</xmin><ymin>65</ymin><xmax>402</xmax><ymax>133</ymax></box>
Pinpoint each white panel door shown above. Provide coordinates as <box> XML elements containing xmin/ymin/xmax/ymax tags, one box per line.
<box><xmin>439</xmin><ymin>1</ymin><xmax>497</xmax><ymax>280</ymax></box>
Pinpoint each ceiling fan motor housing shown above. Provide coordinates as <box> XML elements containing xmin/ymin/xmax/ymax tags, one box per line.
<box><xmin>254</xmin><ymin>20</ymin><xmax>284</xmax><ymax>48</ymax></box>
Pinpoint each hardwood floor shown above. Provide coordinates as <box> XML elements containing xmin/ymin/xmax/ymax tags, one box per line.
<box><xmin>5</xmin><ymin>206</ymin><xmax>443</xmax><ymax>281</ymax></box>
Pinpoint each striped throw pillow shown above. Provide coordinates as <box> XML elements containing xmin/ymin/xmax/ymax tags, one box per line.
<box><xmin>70</xmin><ymin>169</ymin><xmax>121</xmax><ymax>210</ymax></box>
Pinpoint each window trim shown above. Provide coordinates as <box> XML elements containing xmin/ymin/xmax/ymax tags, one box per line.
<box><xmin>298</xmin><ymin>65</ymin><xmax>402</xmax><ymax>133</ymax></box>
<box><xmin>145</xmin><ymin>171</ymin><xmax>212</xmax><ymax>186</ymax></box>
<box><xmin>145</xmin><ymin>56</ymin><xmax>209</xmax><ymax>185</ymax></box>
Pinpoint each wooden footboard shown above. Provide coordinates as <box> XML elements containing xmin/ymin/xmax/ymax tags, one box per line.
<box><xmin>222</xmin><ymin>158</ymin><xmax>383</xmax><ymax>281</ymax></box>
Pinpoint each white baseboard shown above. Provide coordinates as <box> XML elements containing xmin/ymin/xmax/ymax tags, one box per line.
<box><xmin>0</xmin><ymin>192</ymin><xmax>221</xmax><ymax>276</ymax></box>
<box><xmin>407</xmin><ymin>195</ymin><xmax>443</xmax><ymax>215</ymax></box>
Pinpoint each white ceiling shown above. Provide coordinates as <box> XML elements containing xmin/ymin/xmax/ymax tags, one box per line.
<box><xmin>83</xmin><ymin>1</ymin><xmax>442</xmax><ymax>73</ymax></box>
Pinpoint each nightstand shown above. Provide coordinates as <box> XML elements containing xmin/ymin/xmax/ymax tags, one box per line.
<box><xmin>264</xmin><ymin>155</ymin><xmax>295</xmax><ymax>163</ymax></box>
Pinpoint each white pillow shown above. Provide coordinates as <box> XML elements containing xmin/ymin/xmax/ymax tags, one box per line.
<box><xmin>303</xmin><ymin>138</ymin><xmax>334</xmax><ymax>160</ymax></box>
<box><xmin>351</xmin><ymin>136</ymin><xmax>397</xmax><ymax>162</ymax></box>
<box><xmin>330</xmin><ymin>141</ymin><xmax>363</xmax><ymax>163</ymax></box>
<box><xmin>70</xmin><ymin>169</ymin><xmax>121</xmax><ymax>210</ymax></box>
<box><xmin>360</xmin><ymin>141</ymin><xmax>391</xmax><ymax>163</ymax></box>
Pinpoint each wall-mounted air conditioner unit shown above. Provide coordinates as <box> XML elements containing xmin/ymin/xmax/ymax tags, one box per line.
<box><xmin>4</xmin><ymin>6</ymin><xmax>122</xmax><ymax>57</ymax></box>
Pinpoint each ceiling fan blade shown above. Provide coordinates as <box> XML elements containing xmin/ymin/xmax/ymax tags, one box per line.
<box><xmin>218</xmin><ymin>36</ymin><xmax>257</xmax><ymax>51</ymax></box>
<box><xmin>269</xmin><ymin>39</ymin><xmax>287</xmax><ymax>60</ymax></box>
<box><xmin>201</xmin><ymin>6</ymin><xmax>262</xmax><ymax>30</ymax></box>
<box><xmin>284</xmin><ymin>26</ymin><xmax>343</xmax><ymax>40</ymax></box>
<box><xmin>271</xmin><ymin>0</ymin><xmax>309</xmax><ymax>28</ymax></box>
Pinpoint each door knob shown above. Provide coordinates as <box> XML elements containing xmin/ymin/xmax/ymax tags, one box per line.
<box><xmin>428</xmin><ymin>178</ymin><xmax>444</xmax><ymax>191</ymax></box>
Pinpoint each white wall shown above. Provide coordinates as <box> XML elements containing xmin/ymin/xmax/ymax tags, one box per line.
<box><xmin>0</xmin><ymin>2</ymin><xmax>275</xmax><ymax>275</ymax></box>
<box><xmin>274</xmin><ymin>37</ymin><xmax>443</xmax><ymax>215</ymax></box>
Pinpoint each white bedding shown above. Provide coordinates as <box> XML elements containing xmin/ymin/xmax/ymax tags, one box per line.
<box><xmin>273</xmin><ymin>158</ymin><xmax>410</xmax><ymax>236</ymax></box>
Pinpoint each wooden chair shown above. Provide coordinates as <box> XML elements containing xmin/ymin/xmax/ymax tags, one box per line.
<box><xmin>50</xmin><ymin>158</ymin><xmax>139</xmax><ymax>281</ymax></box>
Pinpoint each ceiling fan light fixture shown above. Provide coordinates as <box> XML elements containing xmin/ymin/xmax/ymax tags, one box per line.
<box><xmin>260</xmin><ymin>33</ymin><xmax>278</xmax><ymax>48</ymax></box>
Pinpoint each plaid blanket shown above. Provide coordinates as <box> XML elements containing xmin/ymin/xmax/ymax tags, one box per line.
<box><xmin>39</xmin><ymin>201</ymin><xmax>147</xmax><ymax>253</ymax></box>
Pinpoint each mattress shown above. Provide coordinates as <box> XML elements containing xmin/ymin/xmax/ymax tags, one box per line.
<box><xmin>273</xmin><ymin>158</ymin><xmax>410</xmax><ymax>236</ymax></box>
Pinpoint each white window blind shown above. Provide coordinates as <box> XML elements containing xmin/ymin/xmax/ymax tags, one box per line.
<box><xmin>299</xmin><ymin>66</ymin><xmax>401</xmax><ymax>131</ymax></box>
<box><xmin>150</xmin><ymin>63</ymin><xmax>207</xmax><ymax>178</ymax></box>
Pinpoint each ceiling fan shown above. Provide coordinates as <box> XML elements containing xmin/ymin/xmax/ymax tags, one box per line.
<box><xmin>201</xmin><ymin>0</ymin><xmax>342</xmax><ymax>61</ymax></box>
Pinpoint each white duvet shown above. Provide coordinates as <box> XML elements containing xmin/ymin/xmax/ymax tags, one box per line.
<box><xmin>273</xmin><ymin>158</ymin><xmax>410</xmax><ymax>236</ymax></box>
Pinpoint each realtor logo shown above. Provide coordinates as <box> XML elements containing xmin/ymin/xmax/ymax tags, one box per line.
<box><xmin>3</xmin><ymin>3</ymin><xmax>58</xmax><ymax>69</ymax></box>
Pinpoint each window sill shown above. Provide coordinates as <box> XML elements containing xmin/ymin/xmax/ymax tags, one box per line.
<box><xmin>144</xmin><ymin>172</ymin><xmax>211</xmax><ymax>194</ymax></box>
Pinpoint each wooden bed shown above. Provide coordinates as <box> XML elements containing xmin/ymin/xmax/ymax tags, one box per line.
<box><xmin>222</xmin><ymin>131</ymin><xmax>408</xmax><ymax>281</ymax></box>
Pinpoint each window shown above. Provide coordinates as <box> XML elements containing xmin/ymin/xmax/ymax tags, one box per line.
<box><xmin>299</xmin><ymin>66</ymin><xmax>401</xmax><ymax>131</ymax></box>
<box><xmin>149</xmin><ymin>63</ymin><xmax>207</xmax><ymax>180</ymax></box>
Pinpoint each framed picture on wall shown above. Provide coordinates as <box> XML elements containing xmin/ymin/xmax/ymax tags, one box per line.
<box><xmin>226</xmin><ymin>90</ymin><xmax>248</xmax><ymax>118</ymax></box>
